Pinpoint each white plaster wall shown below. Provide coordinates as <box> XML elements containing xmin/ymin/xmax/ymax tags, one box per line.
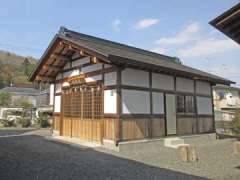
<box><xmin>104</xmin><ymin>89</ymin><xmax>117</xmax><ymax>113</ymax></box>
<box><xmin>122</xmin><ymin>89</ymin><xmax>150</xmax><ymax>114</ymax></box>
<box><xmin>72</xmin><ymin>57</ymin><xmax>90</xmax><ymax>67</ymax></box>
<box><xmin>81</xmin><ymin>63</ymin><xmax>102</xmax><ymax>73</ymax></box>
<box><xmin>121</xmin><ymin>68</ymin><xmax>149</xmax><ymax>87</ymax></box>
<box><xmin>63</xmin><ymin>69</ymin><xmax>80</xmax><ymax>78</ymax></box>
<box><xmin>55</xmin><ymin>83</ymin><xmax>61</xmax><ymax>93</ymax></box>
<box><xmin>152</xmin><ymin>92</ymin><xmax>164</xmax><ymax>114</ymax></box>
<box><xmin>85</xmin><ymin>75</ymin><xmax>102</xmax><ymax>83</ymax></box>
<box><xmin>196</xmin><ymin>81</ymin><xmax>211</xmax><ymax>95</ymax></box>
<box><xmin>54</xmin><ymin>95</ymin><xmax>61</xmax><ymax>113</ymax></box>
<box><xmin>197</xmin><ymin>96</ymin><xmax>213</xmax><ymax>115</ymax></box>
<box><xmin>49</xmin><ymin>84</ymin><xmax>54</xmax><ymax>105</ymax></box>
<box><xmin>152</xmin><ymin>73</ymin><xmax>174</xmax><ymax>90</ymax></box>
<box><xmin>176</xmin><ymin>77</ymin><xmax>194</xmax><ymax>93</ymax></box>
<box><xmin>104</xmin><ymin>72</ymin><xmax>117</xmax><ymax>86</ymax></box>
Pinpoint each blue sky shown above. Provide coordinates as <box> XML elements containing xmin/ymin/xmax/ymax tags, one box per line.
<box><xmin>0</xmin><ymin>0</ymin><xmax>240</xmax><ymax>86</ymax></box>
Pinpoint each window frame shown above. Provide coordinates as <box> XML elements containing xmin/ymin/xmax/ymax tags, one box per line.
<box><xmin>177</xmin><ymin>94</ymin><xmax>195</xmax><ymax>114</ymax></box>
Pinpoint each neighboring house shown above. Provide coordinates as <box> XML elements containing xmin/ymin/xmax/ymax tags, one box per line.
<box><xmin>1</xmin><ymin>86</ymin><xmax>39</xmax><ymax>107</ymax></box>
<box><xmin>213</xmin><ymin>85</ymin><xmax>240</xmax><ymax>122</ymax></box>
<box><xmin>29</xmin><ymin>27</ymin><xmax>233</xmax><ymax>147</ymax></box>
<box><xmin>0</xmin><ymin>85</ymin><xmax>53</xmax><ymax>121</ymax></box>
<box><xmin>210</xmin><ymin>3</ymin><xmax>240</xmax><ymax>45</ymax></box>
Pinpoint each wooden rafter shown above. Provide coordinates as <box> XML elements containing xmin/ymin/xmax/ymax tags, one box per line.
<box><xmin>36</xmin><ymin>75</ymin><xmax>54</xmax><ymax>82</ymax></box>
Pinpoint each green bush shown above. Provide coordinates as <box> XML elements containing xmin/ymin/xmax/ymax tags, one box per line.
<box><xmin>232</xmin><ymin>109</ymin><xmax>240</xmax><ymax>134</ymax></box>
<box><xmin>0</xmin><ymin>119</ymin><xmax>16</xmax><ymax>127</ymax></box>
<box><xmin>17</xmin><ymin>117</ymin><xmax>31</xmax><ymax>127</ymax></box>
<box><xmin>37</xmin><ymin>115</ymin><xmax>49</xmax><ymax>128</ymax></box>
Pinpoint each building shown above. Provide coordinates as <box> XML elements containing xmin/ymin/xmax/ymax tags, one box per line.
<box><xmin>213</xmin><ymin>85</ymin><xmax>240</xmax><ymax>123</ymax></box>
<box><xmin>0</xmin><ymin>85</ymin><xmax>40</xmax><ymax>107</ymax></box>
<box><xmin>29</xmin><ymin>27</ymin><xmax>233</xmax><ymax>146</ymax></box>
<box><xmin>210</xmin><ymin>3</ymin><xmax>240</xmax><ymax>45</ymax></box>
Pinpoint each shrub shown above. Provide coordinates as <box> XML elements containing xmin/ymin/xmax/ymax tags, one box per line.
<box><xmin>232</xmin><ymin>109</ymin><xmax>240</xmax><ymax>134</ymax></box>
<box><xmin>37</xmin><ymin>115</ymin><xmax>49</xmax><ymax>128</ymax></box>
<box><xmin>17</xmin><ymin>117</ymin><xmax>31</xmax><ymax>128</ymax></box>
<box><xmin>0</xmin><ymin>119</ymin><xmax>16</xmax><ymax>127</ymax></box>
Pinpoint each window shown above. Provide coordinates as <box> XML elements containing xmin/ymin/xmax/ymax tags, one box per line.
<box><xmin>177</xmin><ymin>95</ymin><xmax>195</xmax><ymax>114</ymax></box>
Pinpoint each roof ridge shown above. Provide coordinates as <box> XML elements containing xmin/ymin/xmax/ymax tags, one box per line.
<box><xmin>59</xmin><ymin>27</ymin><xmax>175</xmax><ymax>61</ymax></box>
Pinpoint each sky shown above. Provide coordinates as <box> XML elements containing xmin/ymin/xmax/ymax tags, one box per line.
<box><xmin>0</xmin><ymin>0</ymin><xmax>240</xmax><ymax>86</ymax></box>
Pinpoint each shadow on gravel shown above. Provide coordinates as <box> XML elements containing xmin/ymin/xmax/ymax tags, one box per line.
<box><xmin>0</xmin><ymin>135</ymin><xmax>209</xmax><ymax>180</ymax></box>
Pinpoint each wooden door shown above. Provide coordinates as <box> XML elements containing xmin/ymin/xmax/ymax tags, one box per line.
<box><xmin>61</xmin><ymin>85</ymin><xmax>103</xmax><ymax>142</ymax></box>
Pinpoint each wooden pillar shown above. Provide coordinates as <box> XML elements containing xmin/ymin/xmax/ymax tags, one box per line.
<box><xmin>194</xmin><ymin>80</ymin><xmax>198</xmax><ymax>134</ymax></box>
<box><xmin>149</xmin><ymin>71</ymin><xmax>153</xmax><ymax>138</ymax></box>
<box><xmin>210</xmin><ymin>85</ymin><xmax>216</xmax><ymax>133</ymax></box>
<box><xmin>116</xmin><ymin>67</ymin><xmax>122</xmax><ymax>145</ymax></box>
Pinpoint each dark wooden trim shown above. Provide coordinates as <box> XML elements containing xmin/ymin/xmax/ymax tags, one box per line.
<box><xmin>194</xmin><ymin>80</ymin><xmax>199</xmax><ymax>133</ymax></box>
<box><xmin>116</xmin><ymin>67</ymin><xmax>122</xmax><ymax>144</ymax></box>
<box><xmin>103</xmin><ymin>85</ymin><xmax>117</xmax><ymax>90</ymax></box>
<box><xmin>55</xmin><ymin>92</ymin><xmax>62</xmax><ymax>96</ymax></box>
<box><xmin>121</xmin><ymin>85</ymin><xmax>149</xmax><ymax>91</ymax></box>
<box><xmin>104</xmin><ymin>113</ymin><xmax>118</xmax><ymax>118</ymax></box>
<box><xmin>177</xmin><ymin>114</ymin><xmax>197</xmax><ymax>118</ymax></box>
<box><xmin>55</xmin><ymin>66</ymin><xmax>117</xmax><ymax>83</ymax></box>
<box><xmin>149</xmin><ymin>71</ymin><xmax>153</xmax><ymax>138</ymax></box>
<box><xmin>196</xmin><ymin>93</ymin><xmax>212</xmax><ymax>98</ymax></box>
<box><xmin>163</xmin><ymin>93</ymin><xmax>167</xmax><ymax>136</ymax></box>
<box><xmin>210</xmin><ymin>85</ymin><xmax>216</xmax><ymax>132</ymax></box>
<box><xmin>120</xmin><ymin>114</ymin><xmax>165</xmax><ymax>118</ymax></box>
<box><xmin>176</xmin><ymin>91</ymin><xmax>194</xmax><ymax>96</ymax></box>
<box><xmin>53</xmin><ymin>112</ymin><xmax>61</xmax><ymax>116</ymax></box>
<box><xmin>61</xmin><ymin>62</ymin><xmax>92</xmax><ymax>73</ymax></box>
<box><xmin>152</xmin><ymin>88</ymin><xmax>175</xmax><ymax>94</ymax></box>
<box><xmin>198</xmin><ymin>114</ymin><xmax>214</xmax><ymax>118</ymax></box>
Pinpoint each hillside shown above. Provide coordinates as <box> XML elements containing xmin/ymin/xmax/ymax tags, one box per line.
<box><xmin>0</xmin><ymin>50</ymin><xmax>38</xmax><ymax>88</ymax></box>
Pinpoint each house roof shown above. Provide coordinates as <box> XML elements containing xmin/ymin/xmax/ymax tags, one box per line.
<box><xmin>29</xmin><ymin>27</ymin><xmax>235</xmax><ymax>85</ymax></box>
<box><xmin>0</xmin><ymin>87</ymin><xmax>40</xmax><ymax>95</ymax></box>
<box><xmin>213</xmin><ymin>84</ymin><xmax>240</xmax><ymax>91</ymax></box>
<box><xmin>210</xmin><ymin>3</ymin><xmax>240</xmax><ymax>45</ymax></box>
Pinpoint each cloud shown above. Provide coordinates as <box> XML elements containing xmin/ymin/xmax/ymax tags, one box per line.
<box><xmin>111</xmin><ymin>19</ymin><xmax>121</xmax><ymax>32</ymax></box>
<box><xmin>156</xmin><ymin>22</ymin><xmax>200</xmax><ymax>45</ymax></box>
<box><xmin>150</xmin><ymin>47</ymin><xmax>167</xmax><ymax>54</ymax></box>
<box><xmin>177</xmin><ymin>38</ymin><xmax>240</xmax><ymax>58</ymax></box>
<box><xmin>134</xmin><ymin>18</ymin><xmax>159</xmax><ymax>30</ymax></box>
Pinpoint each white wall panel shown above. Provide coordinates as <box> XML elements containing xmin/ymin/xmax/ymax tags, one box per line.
<box><xmin>85</xmin><ymin>75</ymin><xmax>102</xmax><ymax>82</ymax></box>
<box><xmin>152</xmin><ymin>92</ymin><xmax>164</xmax><ymax>114</ymax></box>
<box><xmin>72</xmin><ymin>57</ymin><xmax>90</xmax><ymax>67</ymax></box>
<box><xmin>122</xmin><ymin>89</ymin><xmax>150</xmax><ymax>114</ymax></box>
<box><xmin>63</xmin><ymin>69</ymin><xmax>80</xmax><ymax>78</ymax></box>
<box><xmin>121</xmin><ymin>68</ymin><xmax>149</xmax><ymax>87</ymax></box>
<box><xmin>152</xmin><ymin>73</ymin><xmax>174</xmax><ymax>90</ymax></box>
<box><xmin>55</xmin><ymin>83</ymin><xmax>61</xmax><ymax>93</ymax></box>
<box><xmin>104</xmin><ymin>89</ymin><xmax>117</xmax><ymax>114</ymax></box>
<box><xmin>81</xmin><ymin>63</ymin><xmax>102</xmax><ymax>73</ymax></box>
<box><xmin>54</xmin><ymin>95</ymin><xmax>61</xmax><ymax>113</ymax></box>
<box><xmin>197</xmin><ymin>97</ymin><xmax>213</xmax><ymax>115</ymax></box>
<box><xmin>176</xmin><ymin>77</ymin><xmax>194</xmax><ymax>93</ymax></box>
<box><xmin>49</xmin><ymin>84</ymin><xmax>54</xmax><ymax>105</ymax></box>
<box><xmin>196</xmin><ymin>81</ymin><xmax>211</xmax><ymax>95</ymax></box>
<box><xmin>104</xmin><ymin>72</ymin><xmax>117</xmax><ymax>86</ymax></box>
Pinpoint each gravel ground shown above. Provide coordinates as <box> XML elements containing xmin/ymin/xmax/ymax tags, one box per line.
<box><xmin>0</xmin><ymin>130</ymin><xmax>239</xmax><ymax>180</ymax></box>
<box><xmin>98</xmin><ymin>134</ymin><xmax>240</xmax><ymax>180</ymax></box>
<box><xmin>0</xmin><ymin>131</ymin><xmax>204</xmax><ymax>180</ymax></box>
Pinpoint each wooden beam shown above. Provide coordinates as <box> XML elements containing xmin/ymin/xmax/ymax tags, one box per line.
<box><xmin>36</xmin><ymin>75</ymin><xmax>54</xmax><ymax>82</ymax></box>
<box><xmin>51</xmin><ymin>53</ymin><xmax>70</xmax><ymax>61</ymax></box>
<box><xmin>43</xmin><ymin>65</ymin><xmax>61</xmax><ymax>71</ymax></box>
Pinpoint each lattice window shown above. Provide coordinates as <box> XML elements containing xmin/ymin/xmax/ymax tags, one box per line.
<box><xmin>62</xmin><ymin>85</ymin><xmax>103</xmax><ymax>119</ymax></box>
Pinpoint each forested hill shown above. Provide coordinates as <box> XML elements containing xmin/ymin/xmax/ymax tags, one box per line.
<box><xmin>0</xmin><ymin>50</ymin><xmax>38</xmax><ymax>88</ymax></box>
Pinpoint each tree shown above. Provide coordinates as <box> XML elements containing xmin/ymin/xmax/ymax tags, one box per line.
<box><xmin>0</xmin><ymin>91</ymin><xmax>11</xmax><ymax>107</ymax></box>
<box><xmin>173</xmin><ymin>57</ymin><xmax>183</xmax><ymax>65</ymax></box>
<box><xmin>232</xmin><ymin>109</ymin><xmax>240</xmax><ymax>134</ymax></box>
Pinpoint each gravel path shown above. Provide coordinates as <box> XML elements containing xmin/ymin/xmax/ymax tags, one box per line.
<box><xmin>98</xmin><ymin>135</ymin><xmax>240</xmax><ymax>180</ymax></box>
<box><xmin>0</xmin><ymin>132</ymin><xmax>205</xmax><ymax>180</ymax></box>
<box><xmin>0</xmin><ymin>130</ymin><xmax>239</xmax><ymax>180</ymax></box>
